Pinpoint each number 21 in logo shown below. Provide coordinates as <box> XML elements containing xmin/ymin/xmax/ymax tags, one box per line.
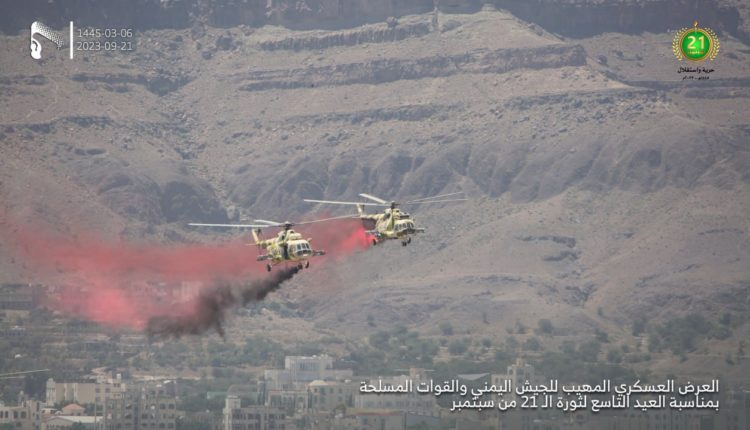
<box><xmin>673</xmin><ymin>21</ymin><xmax>720</xmax><ymax>62</ymax></box>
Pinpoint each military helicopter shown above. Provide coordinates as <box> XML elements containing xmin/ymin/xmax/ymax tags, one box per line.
<box><xmin>304</xmin><ymin>192</ymin><xmax>466</xmax><ymax>246</ymax></box>
<box><xmin>189</xmin><ymin>216</ymin><xmax>351</xmax><ymax>271</ymax></box>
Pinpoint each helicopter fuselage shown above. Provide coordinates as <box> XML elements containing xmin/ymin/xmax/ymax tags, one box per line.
<box><xmin>253</xmin><ymin>228</ymin><xmax>325</xmax><ymax>268</ymax></box>
<box><xmin>362</xmin><ymin>208</ymin><xmax>424</xmax><ymax>244</ymax></box>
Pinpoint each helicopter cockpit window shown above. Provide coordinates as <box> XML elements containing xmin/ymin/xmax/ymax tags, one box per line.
<box><xmin>292</xmin><ymin>243</ymin><xmax>311</xmax><ymax>255</ymax></box>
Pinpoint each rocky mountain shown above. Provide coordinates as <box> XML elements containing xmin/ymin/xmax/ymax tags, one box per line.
<box><xmin>3</xmin><ymin>0</ymin><xmax>750</xmax><ymax>44</ymax></box>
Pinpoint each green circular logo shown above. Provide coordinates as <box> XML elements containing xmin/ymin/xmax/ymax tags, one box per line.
<box><xmin>680</xmin><ymin>29</ymin><xmax>711</xmax><ymax>61</ymax></box>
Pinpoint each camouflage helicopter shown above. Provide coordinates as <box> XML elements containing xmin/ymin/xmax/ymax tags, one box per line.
<box><xmin>189</xmin><ymin>216</ymin><xmax>350</xmax><ymax>271</ymax></box>
<box><xmin>304</xmin><ymin>192</ymin><xmax>465</xmax><ymax>246</ymax></box>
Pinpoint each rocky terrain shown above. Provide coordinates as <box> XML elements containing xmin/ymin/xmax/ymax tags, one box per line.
<box><xmin>3</xmin><ymin>0</ymin><xmax>750</xmax><ymax>43</ymax></box>
<box><xmin>1</xmin><ymin>1</ymin><xmax>749</xmax><ymax>384</ymax></box>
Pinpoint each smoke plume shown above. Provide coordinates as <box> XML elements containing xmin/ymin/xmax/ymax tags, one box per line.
<box><xmin>146</xmin><ymin>266</ymin><xmax>300</xmax><ymax>339</ymax></box>
<box><xmin>1</xmin><ymin>214</ymin><xmax>371</xmax><ymax>335</ymax></box>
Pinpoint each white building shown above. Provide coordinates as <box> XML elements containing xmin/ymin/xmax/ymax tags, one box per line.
<box><xmin>223</xmin><ymin>396</ymin><xmax>289</xmax><ymax>430</ymax></box>
<box><xmin>44</xmin><ymin>416</ymin><xmax>100</xmax><ymax>430</ymax></box>
<box><xmin>264</xmin><ymin>356</ymin><xmax>352</xmax><ymax>390</ymax></box>
<box><xmin>491</xmin><ymin>357</ymin><xmax>537</xmax><ymax>399</ymax></box>
<box><xmin>354</xmin><ymin>374</ymin><xmax>438</xmax><ymax>416</ymax></box>
<box><xmin>309</xmin><ymin>380</ymin><xmax>358</xmax><ymax>412</ymax></box>
<box><xmin>0</xmin><ymin>398</ymin><xmax>44</xmax><ymax>430</ymax></box>
<box><xmin>46</xmin><ymin>375</ymin><xmax>127</xmax><ymax>406</ymax></box>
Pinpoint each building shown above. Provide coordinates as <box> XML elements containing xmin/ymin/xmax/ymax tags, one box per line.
<box><xmin>491</xmin><ymin>357</ymin><xmax>537</xmax><ymax>399</ymax></box>
<box><xmin>266</xmin><ymin>388</ymin><xmax>309</xmax><ymax>414</ymax></box>
<box><xmin>44</xmin><ymin>416</ymin><xmax>100</xmax><ymax>430</ymax></box>
<box><xmin>308</xmin><ymin>380</ymin><xmax>358</xmax><ymax>412</ymax></box>
<box><xmin>339</xmin><ymin>409</ymin><xmax>404</xmax><ymax>430</ymax></box>
<box><xmin>716</xmin><ymin>388</ymin><xmax>750</xmax><ymax>430</ymax></box>
<box><xmin>46</xmin><ymin>375</ymin><xmax>127</xmax><ymax>406</ymax></box>
<box><xmin>0</xmin><ymin>398</ymin><xmax>44</xmax><ymax>430</ymax></box>
<box><xmin>264</xmin><ymin>356</ymin><xmax>353</xmax><ymax>390</ymax></box>
<box><xmin>0</xmin><ymin>284</ymin><xmax>38</xmax><ymax>311</ymax></box>
<box><xmin>104</xmin><ymin>381</ymin><xmax>177</xmax><ymax>430</ymax></box>
<box><xmin>103</xmin><ymin>389</ymin><xmax>136</xmax><ymax>430</ymax></box>
<box><xmin>227</xmin><ymin>382</ymin><xmax>265</xmax><ymax>406</ymax></box>
<box><xmin>46</xmin><ymin>379</ymin><xmax>98</xmax><ymax>406</ymax></box>
<box><xmin>59</xmin><ymin>404</ymin><xmax>85</xmax><ymax>416</ymax></box>
<box><xmin>0</xmin><ymin>325</ymin><xmax>26</xmax><ymax>338</ymax></box>
<box><xmin>223</xmin><ymin>396</ymin><xmax>290</xmax><ymax>430</ymax></box>
<box><xmin>181</xmin><ymin>411</ymin><xmax>222</xmax><ymax>430</ymax></box>
<box><xmin>586</xmin><ymin>409</ymin><xmax>712</xmax><ymax>430</ymax></box>
<box><xmin>354</xmin><ymin>373</ymin><xmax>438</xmax><ymax>416</ymax></box>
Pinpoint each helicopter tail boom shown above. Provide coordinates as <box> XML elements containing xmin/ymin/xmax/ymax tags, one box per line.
<box><xmin>251</xmin><ymin>228</ymin><xmax>261</xmax><ymax>244</ymax></box>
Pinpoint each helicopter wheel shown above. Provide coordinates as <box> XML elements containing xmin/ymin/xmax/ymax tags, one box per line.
<box><xmin>297</xmin><ymin>263</ymin><xmax>304</xmax><ymax>270</ymax></box>
<box><xmin>372</xmin><ymin>239</ymin><xmax>378</xmax><ymax>246</ymax></box>
<box><xmin>407</xmin><ymin>237</ymin><xmax>412</xmax><ymax>244</ymax></box>
<box><xmin>305</xmin><ymin>261</ymin><xmax>310</xmax><ymax>268</ymax></box>
<box><xmin>266</xmin><ymin>264</ymin><xmax>272</xmax><ymax>272</ymax></box>
<box><xmin>401</xmin><ymin>241</ymin><xmax>407</xmax><ymax>247</ymax></box>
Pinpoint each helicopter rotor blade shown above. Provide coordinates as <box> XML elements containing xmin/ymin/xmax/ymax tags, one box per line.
<box><xmin>304</xmin><ymin>199</ymin><xmax>387</xmax><ymax>207</ymax></box>
<box><xmin>405</xmin><ymin>198</ymin><xmax>468</xmax><ymax>205</ymax></box>
<box><xmin>359</xmin><ymin>193</ymin><xmax>388</xmax><ymax>204</ymax></box>
<box><xmin>406</xmin><ymin>191</ymin><xmax>465</xmax><ymax>203</ymax></box>
<box><xmin>188</xmin><ymin>223</ymin><xmax>269</xmax><ymax>228</ymax></box>
<box><xmin>254</xmin><ymin>219</ymin><xmax>283</xmax><ymax>226</ymax></box>
<box><xmin>294</xmin><ymin>214</ymin><xmax>360</xmax><ymax>225</ymax></box>
<box><xmin>0</xmin><ymin>369</ymin><xmax>50</xmax><ymax>379</ymax></box>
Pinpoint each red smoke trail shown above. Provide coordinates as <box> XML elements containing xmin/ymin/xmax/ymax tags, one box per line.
<box><xmin>295</xmin><ymin>218</ymin><xmax>372</xmax><ymax>261</ymax></box>
<box><xmin>2</xmin><ymin>216</ymin><xmax>371</xmax><ymax>331</ymax></box>
<box><xmin>13</xmin><ymin>228</ymin><xmax>265</xmax><ymax>283</ymax></box>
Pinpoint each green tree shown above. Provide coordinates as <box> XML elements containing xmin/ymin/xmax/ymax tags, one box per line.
<box><xmin>537</xmin><ymin>319</ymin><xmax>554</xmax><ymax>336</ymax></box>
<box><xmin>439</xmin><ymin>321</ymin><xmax>453</xmax><ymax>336</ymax></box>
<box><xmin>369</xmin><ymin>331</ymin><xmax>390</xmax><ymax>349</ymax></box>
<box><xmin>578</xmin><ymin>340</ymin><xmax>601</xmax><ymax>360</ymax></box>
<box><xmin>448</xmin><ymin>339</ymin><xmax>469</xmax><ymax>355</ymax></box>
<box><xmin>720</xmin><ymin>312</ymin><xmax>731</xmax><ymax>326</ymax></box>
<box><xmin>505</xmin><ymin>336</ymin><xmax>520</xmax><ymax>350</ymax></box>
<box><xmin>606</xmin><ymin>348</ymin><xmax>622</xmax><ymax>364</ymax></box>
<box><xmin>523</xmin><ymin>337</ymin><xmax>542</xmax><ymax>351</ymax></box>
<box><xmin>561</xmin><ymin>340</ymin><xmax>576</xmax><ymax>356</ymax></box>
<box><xmin>632</xmin><ymin>319</ymin><xmax>646</xmax><ymax>336</ymax></box>
<box><xmin>515</xmin><ymin>321</ymin><xmax>527</xmax><ymax>334</ymax></box>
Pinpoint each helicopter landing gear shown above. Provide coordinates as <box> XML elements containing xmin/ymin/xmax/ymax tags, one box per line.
<box><xmin>266</xmin><ymin>264</ymin><xmax>272</xmax><ymax>272</ymax></box>
<box><xmin>297</xmin><ymin>263</ymin><xmax>304</xmax><ymax>270</ymax></box>
<box><xmin>305</xmin><ymin>260</ymin><xmax>310</xmax><ymax>268</ymax></box>
<box><xmin>407</xmin><ymin>237</ymin><xmax>412</xmax><ymax>244</ymax></box>
<box><xmin>372</xmin><ymin>239</ymin><xmax>378</xmax><ymax>246</ymax></box>
<box><xmin>401</xmin><ymin>240</ymin><xmax>408</xmax><ymax>247</ymax></box>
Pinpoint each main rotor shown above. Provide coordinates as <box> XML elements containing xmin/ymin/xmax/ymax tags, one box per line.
<box><xmin>188</xmin><ymin>212</ymin><xmax>358</xmax><ymax>232</ymax></box>
<box><xmin>304</xmin><ymin>191</ymin><xmax>466</xmax><ymax>211</ymax></box>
